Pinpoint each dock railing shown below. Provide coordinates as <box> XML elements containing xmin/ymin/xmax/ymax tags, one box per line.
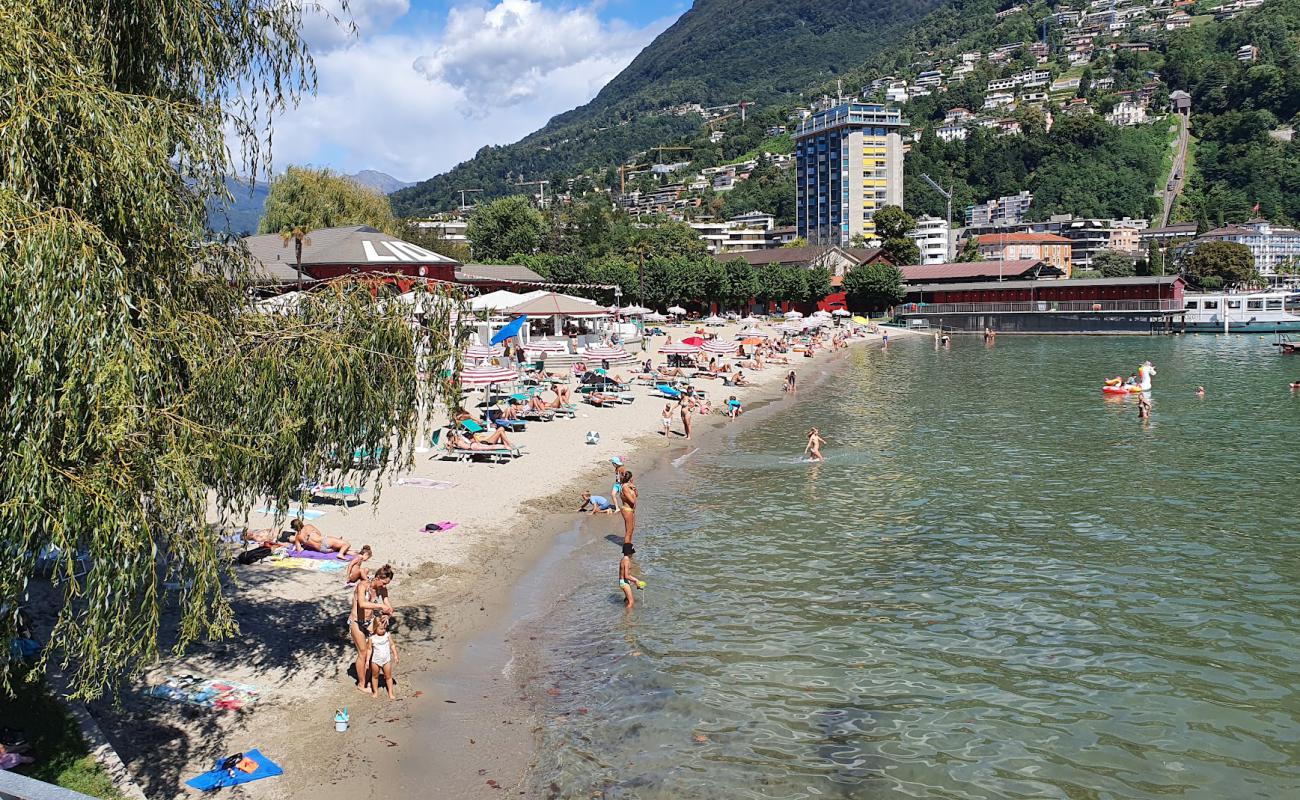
<box><xmin>900</xmin><ymin>299</ymin><xmax>1184</xmax><ymax>315</ymax></box>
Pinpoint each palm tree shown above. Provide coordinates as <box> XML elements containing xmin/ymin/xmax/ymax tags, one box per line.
<box><xmin>280</xmin><ymin>226</ymin><xmax>311</xmax><ymax>289</ymax></box>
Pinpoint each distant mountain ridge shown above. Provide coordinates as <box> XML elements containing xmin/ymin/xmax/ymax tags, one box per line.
<box><xmin>347</xmin><ymin>170</ymin><xmax>412</xmax><ymax>195</ymax></box>
<box><xmin>206</xmin><ymin>170</ymin><xmax>412</xmax><ymax>234</ymax></box>
<box><xmin>392</xmin><ymin>0</ymin><xmax>948</xmax><ymax>215</ymax></box>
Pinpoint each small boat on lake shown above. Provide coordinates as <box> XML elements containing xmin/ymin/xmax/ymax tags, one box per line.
<box><xmin>1181</xmin><ymin>289</ymin><xmax>1300</xmax><ymax>333</ymax></box>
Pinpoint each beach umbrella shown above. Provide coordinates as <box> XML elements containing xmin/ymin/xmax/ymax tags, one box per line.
<box><xmin>681</xmin><ymin>336</ymin><xmax>705</xmax><ymax>346</ymax></box>
<box><xmin>490</xmin><ymin>315</ymin><xmax>527</xmax><ymax>346</ymax></box>
<box><xmin>583</xmin><ymin>345</ymin><xmax>628</xmax><ymax>361</ymax></box>
<box><xmin>852</xmin><ymin>315</ymin><xmax>871</xmax><ymax>325</ymax></box>
<box><xmin>701</xmin><ymin>339</ymin><xmax>735</xmax><ymax>355</ymax></box>
<box><xmin>618</xmin><ymin>305</ymin><xmax>651</xmax><ymax>315</ymax></box>
<box><xmin>832</xmin><ymin>309</ymin><xmax>851</xmax><ymax>317</ymax></box>
<box><xmin>644</xmin><ymin>312</ymin><xmax>667</xmax><ymax>322</ymax></box>
<box><xmin>783</xmin><ymin>310</ymin><xmax>804</xmax><ymax>319</ymax></box>
<box><xmin>777</xmin><ymin>324</ymin><xmax>804</xmax><ymax>334</ymax></box>
<box><xmin>525</xmin><ymin>339</ymin><xmax>568</xmax><ymax>354</ymax></box>
<box><xmin>702</xmin><ymin>315</ymin><xmax>726</xmax><ymax>326</ymax></box>
<box><xmin>741</xmin><ymin>337</ymin><xmax>765</xmax><ymax>346</ymax></box>
<box><xmin>739</xmin><ymin>316</ymin><xmax>764</xmax><ymax>326</ymax></box>
<box><xmin>459</xmin><ymin>364</ymin><xmax>518</xmax><ymax>386</ymax></box>
<box><xmin>659</xmin><ymin>342</ymin><xmax>701</xmax><ymax>355</ymax></box>
<box><xmin>810</xmin><ymin>310</ymin><xmax>832</xmax><ymax>318</ymax></box>
<box><xmin>667</xmin><ymin>305</ymin><xmax>686</xmax><ymax>316</ymax></box>
<box><xmin>464</xmin><ymin>344</ymin><xmax>504</xmax><ymax>362</ymax></box>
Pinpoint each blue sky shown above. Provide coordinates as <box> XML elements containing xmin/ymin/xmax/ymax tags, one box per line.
<box><xmin>260</xmin><ymin>0</ymin><xmax>688</xmax><ymax>182</ymax></box>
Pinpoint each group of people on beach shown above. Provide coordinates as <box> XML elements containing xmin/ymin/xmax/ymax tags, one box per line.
<box><xmin>577</xmin><ymin>456</ymin><xmax>643</xmax><ymax>608</ymax></box>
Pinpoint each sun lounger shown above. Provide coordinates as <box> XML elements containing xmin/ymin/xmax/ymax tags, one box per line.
<box><xmin>299</xmin><ymin>481</ymin><xmax>364</xmax><ymax>508</ymax></box>
<box><xmin>485</xmin><ymin>409</ymin><xmax>527</xmax><ymax>431</ymax></box>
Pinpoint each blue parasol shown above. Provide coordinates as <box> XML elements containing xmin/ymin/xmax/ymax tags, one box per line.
<box><xmin>490</xmin><ymin>315</ymin><xmax>527</xmax><ymax>346</ymax></box>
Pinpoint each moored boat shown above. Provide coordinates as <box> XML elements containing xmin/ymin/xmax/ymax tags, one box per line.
<box><xmin>1181</xmin><ymin>289</ymin><xmax>1300</xmax><ymax>333</ymax></box>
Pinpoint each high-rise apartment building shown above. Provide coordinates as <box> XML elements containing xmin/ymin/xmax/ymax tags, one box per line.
<box><xmin>795</xmin><ymin>103</ymin><xmax>906</xmax><ymax>246</ymax></box>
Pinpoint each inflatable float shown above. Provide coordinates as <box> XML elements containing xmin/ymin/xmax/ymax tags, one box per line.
<box><xmin>1102</xmin><ymin>362</ymin><xmax>1155</xmax><ymax>395</ymax></box>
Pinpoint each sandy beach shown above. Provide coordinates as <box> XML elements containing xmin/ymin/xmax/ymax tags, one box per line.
<box><xmin>81</xmin><ymin>321</ymin><xmax>913</xmax><ymax>799</ymax></box>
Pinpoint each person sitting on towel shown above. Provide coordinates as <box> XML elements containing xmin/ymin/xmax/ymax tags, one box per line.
<box><xmin>289</xmin><ymin>519</ymin><xmax>351</xmax><ymax>559</ymax></box>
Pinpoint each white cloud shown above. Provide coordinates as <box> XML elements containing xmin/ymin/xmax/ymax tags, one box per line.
<box><xmin>299</xmin><ymin>0</ymin><xmax>411</xmax><ymax>51</ymax></box>
<box><xmin>261</xmin><ymin>1</ymin><xmax>673</xmax><ymax>182</ymax></box>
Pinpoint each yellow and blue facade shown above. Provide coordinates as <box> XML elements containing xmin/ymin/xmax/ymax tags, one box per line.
<box><xmin>795</xmin><ymin>103</ymin><xmax>906</xmax><ymax>246</ymax></box>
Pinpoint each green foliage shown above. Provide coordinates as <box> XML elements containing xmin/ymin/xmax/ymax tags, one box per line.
<box><xmin>718</xmin><ymin>156</ymin><xmax>796</xmax><ymax>224</ymax></box>
<box><xmin>0</xmin><ymin>0</ymin><xmax>465</xmax><ymax>699</ymax></box>
<box><xmin>258</xmin><ymin>166</ymin><xmax>397</xmax><ymax>234</ymax></box>
<box><xmin>467</xmin><ymin>196</ymin><xmax>548</xmax><ymax>262</ymax></box>
<box><xmin>873</xmin><ymin>205</ymin><xmax>915</xmax><ymax>240</ymax></box>
<box><xmin>843</xmin><ymin>262</ymin><xmax>906</xmax><ymax>311</ymax></box>
<box><xmin>0</xmin><ymin>674</ymin><xmax>126</xmax><ymax>798</ymax></box>
<box><xmin>1146</xmin><ymin>240</ymin><xmax>1166</xmax><ymax>276</ymax></box>
<box><xmin>1093</xmin><ymin>249</ymin><xmax>1137</xmax><ymax>278</ymax></box>
<box><xmin>958</xmin><ymin>236</ymin><xmax>982</xmax><ymax>262</ymax></box>
<box><xmin>1183</xmin><ymin>240</ymin><xmax>1259</xmax><ymax>287</ymax></box>
<box><xmin>883</xmin><ymin>238</ymin><xmax>922</xmax><ymax>265</ymax></box>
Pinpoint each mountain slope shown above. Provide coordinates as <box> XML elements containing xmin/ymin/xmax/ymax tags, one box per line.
<box><xmin>392</xmin><ymin>0</ymin><xmax>947</xmax><ymax>215</ymax></box>
<box><xmin>207</xmin><ymin>177</ymin><xmax>270</xmax><ymax>235</ymax></box>
<box><xmin>347</xmin><ymin>170</ymin><xmax>412</xmax><ymax>194</ymax></box>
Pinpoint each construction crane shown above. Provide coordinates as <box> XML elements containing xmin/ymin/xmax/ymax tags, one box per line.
<box><xmin>514</xmin><ymin>179</ymin><xmax>550</xmax><ymax>207</ymax></box>
<box><xmin>619</xmin><ymin>163</ymin><xmax>650</xmax><ymax>194</ymax></box>
<box><xmin>920</xmin><ymin>173</ymin><xmax>955</xmax><ymax>261</ymax></box>
<box><xmin>457</xmin><ymin>188</ymin><xmax>482</xmax><ymax>213</ymax></box>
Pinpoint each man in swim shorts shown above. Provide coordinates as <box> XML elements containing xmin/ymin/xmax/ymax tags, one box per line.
<box><xmin>577</xmin><ymin>492</ymin><xmax>616</xmax><ymax>515</ymax></box>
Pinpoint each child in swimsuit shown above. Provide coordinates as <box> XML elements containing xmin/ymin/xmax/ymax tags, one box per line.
<box><xmin>367</xmin><ymin>614</ymin><xmax>398</xmax><ymax>699</ymax></box>
<box><xmin>619</xmin><ymin>544</ymin><xmax>637</xmax><ymax>608</ymax></box>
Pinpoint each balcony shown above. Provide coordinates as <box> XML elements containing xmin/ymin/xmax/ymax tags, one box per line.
<box><xmin>900</xmin><ymin>299</ymin><xmax>1185</xmax><ymax>315</ymax></box>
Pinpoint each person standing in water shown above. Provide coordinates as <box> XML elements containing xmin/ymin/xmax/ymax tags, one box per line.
<box><xmin>618</xmin><ymin>471</ymin><xmax>638</xmax><ymax>545</ymax></box>
<box><xmin>1138</xmin><ymin>393</ymin><xmax>1152</xmax><ymax>420</ymax></box>
<box><xmin>679</xmin><ymin>395</ymin><xmax>693</xmax><ymax>440</ymax></box>
<box><xmin>785</xmin><ymin>370</ymin><xmax>797</xmax><ymax>394</ymax></box>
<box><xmin>618</xmin><ymin>544</ymin><xmax>638</xmax><ymax>608</ymax></box>
<box><xmin>804</xmin><ymin>427</ymin><xmax>826</xmax><ymax>462</ymax></box>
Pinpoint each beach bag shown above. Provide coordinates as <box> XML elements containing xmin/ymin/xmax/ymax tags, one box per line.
<box><xmin>235</xmin><ymin>546</ymin><xmax>272</xmax><ymax>566</ymax></box>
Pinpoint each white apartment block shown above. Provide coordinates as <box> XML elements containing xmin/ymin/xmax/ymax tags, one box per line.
<box><xmin>908</xmin><ymin>215</ymin><xmax>952</xmax><ymax>264</ymax></box>
<box><xmin>1105</xmin><ymin>100</ymin><xmax>1148</xmax><ymax>127</ymax></box>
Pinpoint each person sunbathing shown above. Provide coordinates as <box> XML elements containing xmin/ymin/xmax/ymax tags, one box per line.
<box><xmin>289</xmin><ymin>518</ymin><xmax>351</xmax><ymax>559</ymax></box>
<box><xmin>241</xmin><ymin>528</ymin><xmax>289</xmax><ymax>549</ymax></box>
<box><xmin>470</xmin><ymin>426</ymin><xmax>514</xmax><ymax>447</ymax></box>
<box><xmin>586</xmin><ymin>392</ymin><xmax>619</xmax><ymax>406</ymax></box>
<box><xmin>731</xmin><ymin>371</ymin><xmax>749</xmax><ymax>386</ymax></box>
<box><xmin>449</xmin><ymin>431</ymin><xmax>512</xmax><ymax>451</ymax></box>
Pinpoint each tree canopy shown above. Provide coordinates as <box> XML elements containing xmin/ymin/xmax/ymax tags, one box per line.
<box><xmin>1093</xmin><ymin>250</ymin><xmax>1137</xmax><ymax>278</ymax></box>
<box><xmin>1</xmin><ymin>0</ymin><xmax>464</xmax><ymax>699</ymax></box>
<box><xmin>467</xmin><ymin>195</ymin><xmax>547</xmax><ymax>262</ymax></box>
<box><xmin>258</xmin><ymin>166</ymin><xmax>397</xmax><ymax>234</ymax></box>
<box><xmin>843</xmin><ymin>262</ymin><xmax>906</xmax><ymax>312</ymax></box>
<box><xmin>1183</xmin><ymin>241</ymin><xmax>1258</xmax><ymax>288</ymax></box>
<box><xmin>872</xmin><ymin>206</ymin><xmax>922</xmax><ymax>266</ymax></box>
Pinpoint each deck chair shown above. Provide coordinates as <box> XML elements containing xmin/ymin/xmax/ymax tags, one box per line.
<box><xmin>299</xmin><ymin>480</ymin><xmax>364</xmax><ymax>508</ymax></box>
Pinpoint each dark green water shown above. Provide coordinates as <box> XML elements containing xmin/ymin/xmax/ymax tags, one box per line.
<box><xmin>529</xmin><ymin>335</ymin><xmax>1300</xmax><ymax>799</ymax></box>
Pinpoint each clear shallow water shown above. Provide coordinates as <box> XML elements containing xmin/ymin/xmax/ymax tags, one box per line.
<box><xmin>528</xmin><ymin>336</ymin><xmax>1300</xmax><ymax>799</ymax></box>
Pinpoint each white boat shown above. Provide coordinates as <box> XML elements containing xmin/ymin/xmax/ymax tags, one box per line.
<box><xmin>1181</xmin><ymin>289</ymin><xmax>1300</xmax><ymax>333</ymax></box>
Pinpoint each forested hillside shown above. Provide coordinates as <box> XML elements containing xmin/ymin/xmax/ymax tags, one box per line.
<box><xmin>391</xmin><ymin>0</ymin><xmax>945</xmax><ymax>215</ymax></box>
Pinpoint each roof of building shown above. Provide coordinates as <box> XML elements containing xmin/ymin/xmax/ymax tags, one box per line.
<box><xmin>1201</xmin><ymin>223</ymin><xmax>1300</xmax><ymax>238</ymax></box>
<box><xmin>506</xmin><ymin>292</ymin><xmax>607</xmax><ymax>316</ymax></box>
<box><xmin>242</xmin><ymin>225</ymin><xmax>460</xmax><ymax>282</ymax></box>
<box><xmin>907</xmin><ymin>275</ymin><xmax>1183</xmax><ymax>293</ymax></box>
<box><xmin>455</xmin><ymin>264</ymin><xmax>546</xmax><ymax>284</ymax></box>
<box><xmin>1143</xmin><ymin>221</ymin><xmax>1199</xmax><ymax>235</ymax></box>
<box><xmin>716</xmin><ymin>245</ymin><xmax>887</xmax><ymax>267</ymax></box>
<box><xmin>976</xmin><ymin>232</ymin><xmax>1072</xmax><ymax>245</ymax></box>
<box><xmin>899</xmin><ymin>260</ymin><xmax>1059</xmax><ymax>282</ymax></box>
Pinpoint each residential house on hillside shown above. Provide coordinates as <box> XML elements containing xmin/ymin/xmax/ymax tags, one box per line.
<box><xmin>1106</xmin><ymin>100</ymin><xmax>1148</xmax><ymax>126</ymax></box>
<box><xmin>965</xmin><ymin>190</ymin><xmax>1033</xmax><ymax>227</ymax></box>
<box><xmin>977</xmin><ymin>232</ymin><xmax>1073</xmax><ymax>275</ymax></box>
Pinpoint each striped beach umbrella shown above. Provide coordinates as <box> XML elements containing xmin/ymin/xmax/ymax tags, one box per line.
<box><xmin>658</xmin><ymin>342</ymin><xmax>701</xmax><ymax>355</ymax></box>
<box><xmin>525</xmin><ymin>339</ymin><xmax>568</xmax><ymax>353</ymax></box>
<box><xmin>459</xmin><ymin>364</ymin><xmax>518</xmax><ymax>386</ymax></box>
<box><xmin>701</xmin><ymin>339</ymin><xmax>736</xmax><ymax>355</ymax></box>
<box><xmin>464</xmin><ymin>344</ymin><xmax>503</xmax><ymax>360</ymax></box>
<box><xmin>583</xmin><ymin>345</ymin><xmax>628</xmax><ymax>361</ymax></box>
<box><xmin>739</xmin><ymin>327</ymin><xmax>768</xmax><ymax>338</ymax></box>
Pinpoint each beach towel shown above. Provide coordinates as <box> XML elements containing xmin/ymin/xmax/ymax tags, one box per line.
<box><xmin>255</xmin><ymin>505</ymin><xmax>325</xmax><ymax>520</ymax></box>
<box><xmin>149</xmin><ymin>675</ymin><xmax>260</xmax><ymax>712</ymax></box>
<box><xmin>185</xmin><ymin>749</ymin><xmax>282</xmax><ymax>791</ymax></box>
<box><xmin>420</xmin><ymin>521</ymin><xmax>459</xmax><ymax>532</ymax></box>
<box><xmin>267</xmin><ymin>557</ymin><xmax>346</xmax><ymax>573</ymax></box>
<box><xmin>286</xmin><ymin>548</ymin><xmax>354</xmax><ymax>561</ymax></box>
<box><xmin>397</xmin><ymin>478</ymin><xmax>457</xmax><ymax>489</ymax></box>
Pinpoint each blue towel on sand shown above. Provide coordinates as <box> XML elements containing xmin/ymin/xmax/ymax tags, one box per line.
<box><xmin>185</xmin><ymin>749</ymin><xmax>282</xmax><ymax>791</ymax></box>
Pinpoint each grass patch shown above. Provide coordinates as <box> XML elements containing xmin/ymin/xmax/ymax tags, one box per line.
<box><xmin>0</xmin><ymin>675</ymin><xmax>126</xmax><ymax>799</ymax></box>
<box><xmin>726</xmin><ymin>133</ymin><xmax>794</xmax><ymax>165</ymax></box>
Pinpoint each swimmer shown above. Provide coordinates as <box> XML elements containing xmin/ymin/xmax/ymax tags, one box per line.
<box><xmin>1196</xmin><ymin>386</ymin><xmax>1206</xmax><ymax>397</ymax></box>
<box><xmin>804</xmin><ymin>427</ymin><xmax>825</xmax><ymax>462</ymax></box>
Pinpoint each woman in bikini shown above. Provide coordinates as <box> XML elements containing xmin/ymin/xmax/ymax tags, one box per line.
<box><xmin>679</xmin><ymin>395</ymin><xmax>693</xmax><ymax>440</ymax></box>
<box><xmin>618</xmin><ymin>471</ymin><xmax>638</xmax><ymax>545</ymax></box>
<box><xmin>349</xmin><ymin>565</ymin><xmax>394</xmax><ymax>693</ymax></box>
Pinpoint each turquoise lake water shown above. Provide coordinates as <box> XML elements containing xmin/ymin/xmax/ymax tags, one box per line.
<box><xmin>527</xmin><ymin>335</ymin><xmax>1300</xmax><ymax>799</ymax></box>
